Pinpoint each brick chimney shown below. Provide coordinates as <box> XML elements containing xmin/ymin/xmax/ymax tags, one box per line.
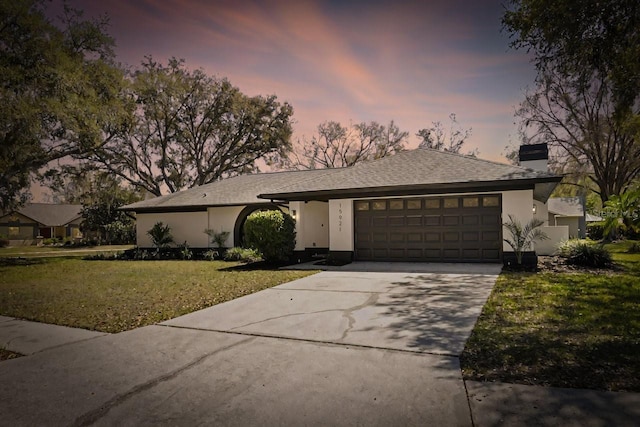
<box><xmin>519</xmin><ymin>143</ymin><xmax>548</xmax><ymax>172</ymax></box>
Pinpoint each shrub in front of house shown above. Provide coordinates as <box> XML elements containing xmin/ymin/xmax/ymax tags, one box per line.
<box><xmin>557</xmin><ymin>239</ymin><xmax>612</xmax><ymax>268</ymax></box>
<box><xmin>586</xmin><ymin>222</ymin><xmax>605</xmax><ymax>240</ymax></box>
<box><xmin>243</xmin><ymin>210</ymin><xmax>296</xmax><ymax>263</ymax></box>
<box><xmin>224</xmin><ymin>247</ymin><xmax>263</xmax><ymax>263</ymax></box>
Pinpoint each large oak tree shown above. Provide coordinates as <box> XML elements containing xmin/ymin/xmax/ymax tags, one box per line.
<box><xmin>88</xmin><ymin>58</ymin><xmax>294</xmax><ymax>196</ymax></box>
<box><xmin>0</xmin><ymin>0</ymin><xmax>128</xmax><ymax>211</ymax></box>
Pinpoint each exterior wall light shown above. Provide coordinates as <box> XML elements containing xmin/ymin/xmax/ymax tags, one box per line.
<box><xmin>532</xmin><ymin>204</ymin><xmax>537</xmax><ymax>214</ymax></box>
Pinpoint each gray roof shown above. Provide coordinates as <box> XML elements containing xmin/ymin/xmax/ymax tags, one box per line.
<box><xmin>123</xmin><ymin>148</ymin><xmax>563</xmax><ymax>212</ymax></box>
<box><xmin>122</xmin><ymin>169</ymin><xmax>337</xmax><ymax>211</ymax></box>
<box><xmin>8</xmin><ymin>203</ymin><xmax>82</xmax><ymax>226</ymax></box>
<box><xmin>548</xmin><ymin>197</ymin><xmax>584</xmax><ymax>217</ymax></box>
<box><xmin>261</xmin><ymin>148</ymin><xmax>561</xmax><ymax>200</ymax></box>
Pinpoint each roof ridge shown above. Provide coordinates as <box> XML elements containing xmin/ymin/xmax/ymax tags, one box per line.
<box><xmin>414</xmin><ymin>146</ymin><xmax>536</xmax><ymax>171</ymax></box>
<box><xmin>261</xmin><ymin>167</ymin><xmax>344</xmax><ymax>194</ymax></box>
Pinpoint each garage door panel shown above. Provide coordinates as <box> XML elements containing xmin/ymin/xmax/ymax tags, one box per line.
<box><xmin>443</xmin><ymin>216</ymin><xmax>459</xmax><ymax>226</ymax></box>
<box><xmin>443</xmin><ymin>232</ymin><xmax>459</xmax><ymax>242</ymax></box>
<box><xmin>407</xmin><ymin>232</ymin><xmax>423</xmax><ymax>242</ymax></box>
<box><xmin>482</xmin><ymin>231</ymin><xmax>500</xmax><ymax>241</ymax></box>
<box><xmin>354</xmin><ymin>195</ymin><xmax>502</xmax><ymax>262</ymax></box>
<box><xmin>388</xmin><ymin>216</ymin><xmax>404</xmax><ymax>226</ymax></box>
<box><xmin>406</xmin><ymin>215</ymin><xmax>422</xmax><ymax>226</ymax></box>
<box><xmin>482</xmin><ymin>215</ymin><xmax>500</xmax><ymax>225</ymax></box>
<box><xmin>372</xmin><ymin>217</ymin><xmax>387</xmax><ymax>227</ymax></box>
<box><xmin>424</xmin><ymin>215</ymin><xmax>440</xmax><ymax>226</ymax></box>
<box><xmin>443</xmin><ymin>249</ymin><xmax>460</xmax><ymax>259</ymax></box>
<box><xmin>425</xmin><ymin>249</ymin><xmax>442</xmax><ymax>259</ymax></box>
<box><xmin>373</xmin><ymin>233</ymin><xmax>387</xmax><ymax>243</ymax></box>
<box><xmin>390</xmin><ymin>233</ymin><xmax>404</xmax><ymax>243</ymax></box>
<box><xmin>462</xmin><ymin>215</ymin><xmax>479</xmax><ymax>225</ymax></box>
<box><xmin>463</xmin><ymin>231</ymin><xmax>479</xmax><ymax>241</ymax></box>
<box><xmin>425</xmin><ymin>232</ymin><xmax>440</xmax><ymax>242</ymax></box>
<box><xmin>373</xmin><ymin>248</ymin><xmax>388</xmax><ymax>258</ymax></box>
<box><xmin>356</xmin><ymin>233</ymin><xmax>371</xmax><ymax>243</ymax></box>
<box><xmin>356</xmin><ymin>217</ymin><xmax>371</xmax><ymax>227</ymax></box>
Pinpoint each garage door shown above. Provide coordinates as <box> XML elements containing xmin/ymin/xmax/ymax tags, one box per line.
<box><xmin>354</xmin><ymin>195</ymin><xmax>502</xmax><ymax>262</ymax></box>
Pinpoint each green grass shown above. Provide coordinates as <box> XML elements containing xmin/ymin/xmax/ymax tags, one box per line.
<box><xmin>462</xmin><ymin>240</ymin><xmax>640</xmax><ymax>392</ymax></box>
<box><xmin>0</xmin><ymin>245</ymin><xmax>133</xmax><ymax>258</ymax></box>
<box><xmin>0</xmin><ymin>258</ymin><xmax>316</xmax><ymax>333</ymax></box>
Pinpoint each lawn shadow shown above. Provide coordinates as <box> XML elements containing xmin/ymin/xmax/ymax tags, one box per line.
<box><xmin>0</xmin><ymin>257</ymin><xmax>45</xmax><ymax>267</ymax></box>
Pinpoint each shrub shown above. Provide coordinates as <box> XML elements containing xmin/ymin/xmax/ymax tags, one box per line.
<box><xmin>147</xmin><ymin>222</ymin><xmax>174</xmax><ymax>249</ymax></box>
<box><xmin>0</xmin><ymin>237</ymin><xmax>9</xmax><ymax>248</ymax></box>
<box><xmin>202</xmin><ymin>249</ymin><xmax>219</xmax><ymax>261</ymax></box>
<box><xmin>586</xmin><ymin>222</ymin><xmax>605</xmax><ymax>240</ymax></box>
<box><xmin>243</xmin><ymin>210</ymin><xmax>296</xmax><ymax>262</ymax></box>
<box><xmin>224</xmin><ymin>247</ymin><xmax>262</xmax><ymax>263</ymax></box>
<box><xmin>557</xmin><ymin>239</ymin><xmax>612</xmax><ymax>268</ymax></box>
<box><xmin>178</xmin><ymin>242</ymin><xmax>193</xmax><ymax>260</ymax></box>
<box><xmin>204</xmin><ymin>229</ymin><xmax>230</xmax><ymax>248</ymax></box>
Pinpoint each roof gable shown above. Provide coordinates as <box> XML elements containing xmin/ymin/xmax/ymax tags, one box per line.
<box><xmin>548</xmin><ymin>197</ymin><xmax>584</xmax><ymax>217</ymax></box>
<box><xmin>7</xmin><ymin>204</ymin><xmax>82</xmax><ymax>226</ymax></box>
<box><xmin>122</xmin><ymin>169</ymin><xmax>338</xmax><ymax>211</ymax></box>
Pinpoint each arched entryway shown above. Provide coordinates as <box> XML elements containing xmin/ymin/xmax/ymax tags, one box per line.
<box><xmin>233</xmin><ymin>204</ymin><xmax>283</xmax><ymax>247</ymax></box>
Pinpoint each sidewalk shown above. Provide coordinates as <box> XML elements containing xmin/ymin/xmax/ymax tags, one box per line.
<box><xmin>0</xmin><ymin>316</ymin><xmax>107</xmax><ymax>355</ymax></box>
<box><xmin>1</xmin><ymin>316</ymin><xmax>639</xmax><ymax>426</ymax></box>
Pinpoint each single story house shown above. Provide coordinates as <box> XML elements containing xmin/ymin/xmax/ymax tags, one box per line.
<box><xmin>0</xmin><ymin>203</ymin><xmax>83</xmax><ymax>245</ymax></box>
<box><xmin>123</xmin><ymin>144</ymin><xmax>567</xmax><ymax>263</ymax></box>
<box><xmin>547</xmin><ymin>197</ymin><xmax>586</xmax><ymax>239</ymax></box>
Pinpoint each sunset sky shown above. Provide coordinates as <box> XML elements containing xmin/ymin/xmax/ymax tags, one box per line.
<box><xmin>46</xmin><ymin>0</ymin><xmax>536</xmax><ymax>163</ymax></box>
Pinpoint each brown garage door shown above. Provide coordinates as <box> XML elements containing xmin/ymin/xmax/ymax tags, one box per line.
<box><xmin>354</xmin><ymin>195</ymin><xmax>502</xmax><ymax>262</ymax></box>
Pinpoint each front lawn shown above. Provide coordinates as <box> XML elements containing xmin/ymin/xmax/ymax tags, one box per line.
<box><xmin>0</xmin><ymin>245</ymin><xmax>133</xmax><ymax>258</ymax></box>
<box><xmin>462</xmin><ymin>241</ymin><xmax>640</xmax><ymax>392</ymax></box>
<box><xmin>0</xmin><ymin>258</ymin><xmax>316</xmax><ymax>333</ymax></box>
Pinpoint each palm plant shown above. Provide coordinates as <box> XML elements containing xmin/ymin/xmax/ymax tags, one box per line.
<box><xmin>204</xmin><ymin>229</ymin><xmax>230</xmax><ymax>248</ymax></box>
<box><xmin>147</xmin><ymin>222</ymin><xmax>174</xmax><ymax>249</ymax></box>
<box><xmin>602</xmin><ymin>189</ymin><xmax>640</xmax><ymax>240</ymax></box>
<box><xmin>503</xmin><ymin>215</ymin><xmax>548</xmax><ymax>265</ymax></box>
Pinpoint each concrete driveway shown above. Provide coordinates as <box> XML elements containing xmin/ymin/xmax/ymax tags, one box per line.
<box><xmin>163</xmin><ymin>266</ymin><xmax>500</xmax><ymax>356</ymax></box>
<box><xmin>0</xmin><ymin>264</ymin><xmax>501</xmax><ymax>426</ymax></box>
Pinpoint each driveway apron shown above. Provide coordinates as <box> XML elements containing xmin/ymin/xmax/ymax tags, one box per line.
<box><xmin>0</xmin><ymin>266</ymin><xmax>499</xmax><ymax>426</ymax></box>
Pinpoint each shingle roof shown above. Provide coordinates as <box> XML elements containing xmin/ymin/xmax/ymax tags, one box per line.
<box><xmin>123</xmin><ymin>148</ymin><xmax>563</xmax><ymax>211</ymax></box>
<box><xmin>122</xmin><ymin>169</ymin><xmax>337</xmax><ymax>211</ymax></box>
<box><xmin>261</xmin><ymin>148</ymin><xmax>560</xmax><ymax>199</ymax></box>
<box><xmin>12</xmin><ymin>203</ymin><xmax>82</xmax><ymax>226</ymax></box>
<box><xmin>548</xmin><ymin>197</ymin><xmax>584</xmax><ymax>217</ymax></box>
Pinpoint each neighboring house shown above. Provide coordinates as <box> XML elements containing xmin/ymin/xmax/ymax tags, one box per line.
<box><xmin>0</xmin><ymin>203</ymin><xmax>83</xmax><ymax>245</ymax></box>
<box><xmin>123</xmin><ymin>144</ymin><xmax>567</xmax><ymax>263</ymax></box>
<box><xmin>547</xmin><ymin>197</ymin><xmax>586</xmax><ymax>239</ymax></box>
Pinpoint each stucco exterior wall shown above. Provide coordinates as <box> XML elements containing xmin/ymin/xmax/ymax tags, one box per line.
<box><xmin>136</xmin><ymin>211</ymin><xmax>208</xmax><ymax>247</ymax></box>
<box><xmin>207</xmin><ymin>206</ymin><xmax>244</xmax><ymax>247</ymax></box>
<box><xmin>533</xmin><ymin>199</ymin><xmax>549</xmax><ymax>225</ymax></box>
<box><xmin>501</xmin><ymin>190</ymin><xmax>535</xmax><ymax>252</ymax></box>
<box><xmin>536</xmin><ymin>225</ymin><xmax>569</xmax><ymax>255</ymax></box>
<box><xmin>329</xmin><ymin>199</ymin><xmax>354</xmax><ymax>251</ymax></box>
<box><xmin>554</xmin><ymin>216</ymin><xmax>580</xmax><ymax>239</ymax></box>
